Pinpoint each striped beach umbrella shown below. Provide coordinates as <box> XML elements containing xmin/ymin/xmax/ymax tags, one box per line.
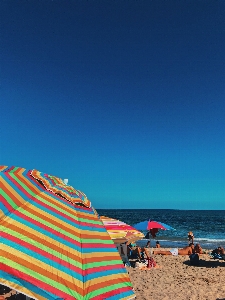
<box><xmin>0</xmin><ymin>166</ymin><xmax>135</xmax><ymax>300</ymax></box>
<box><xmin>100</xmin><ymin>216</ymin><xmax>144</xmax><ymax>244</ymax></box>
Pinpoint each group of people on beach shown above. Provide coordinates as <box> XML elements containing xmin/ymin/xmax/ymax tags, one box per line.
<box><xmin>123</xmin><ymin>230</ymin><xmax>225</xmax><ymax>268</ymax></box>
<box><xmin>150</xmin><ymin>231</ymin><xmax>204</xmax><ymax>256</ymax></box>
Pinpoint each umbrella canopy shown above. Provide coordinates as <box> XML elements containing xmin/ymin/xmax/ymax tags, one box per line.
<box><xmin>133</xmin><ymin>220</ymin><xmax>175</xmax><ymax>231</ymax></box>
<box><xmin>0</xmin><ymin>166</ymin><xmax>135</xmax><ymax>300</ymax></box>
<box><xmin>100</xmin><ymin>216</ymin><xmax>144</xmax><ymax>244</ymax></box>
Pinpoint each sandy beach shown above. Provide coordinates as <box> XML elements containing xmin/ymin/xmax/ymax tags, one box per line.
<box><xmin>128</xmin><ymin>250</ymin><xmax>225</xmax><ymax>300</ymax></box>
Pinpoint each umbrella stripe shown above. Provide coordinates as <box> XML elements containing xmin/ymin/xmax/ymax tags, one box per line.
<box><xmin>85</xmin><ymin>280</ymin><xmax>133</xmax><ymax>299</ymax></box>
<box><xmin>11</xmin><ymin>212</ymin><xmax>113</xmax><ymax>248</ymax></box>
<box><xmin>1</xmin><ymin>217</ymin><xmax>115</xmax><ymax>258</ymax></box>
<box><xmin>1</xmin><ymin>252</ymin><xmax>132</xmax><ymax>298</ymax></box>
<box><xmin>1</xmin><ymin>248</ymin><xmax>85</xmax><ymax>293</ymax></box>
<box><xmin>1</xmin><ymin>189</ymin><xmax>110</xmax><ymax>245</ymax></box>
<box><xmin>2</xmin><ymin>233</ymin><xmax>124</xmax><ymax>279</ymax></box>
<box><xmin>90</xmin><ymin>287</ymin><xmax>135</xmax><ymax>300</ymax></box>
<box><xmin>2</xmin><ymin>174</ymin><xmax>102</xmax><ymax>226</ymax></box>
<box><xmin>1</xmin><ymin>223</ymin><xmax>122</xmax><ymax>270</ymax></box>
<box><xmin>0</xmin><ymin>273</ymin><xmax>56</xmax><ymax>300</ymax></box>
<box><xmin>0</xmin><ymin>166</ymin><xmax>135</xmax><ymax>299</ymax></box>
<box><xmin>0</xmin><ymin>165</ymin><xmax>8</xmax><ymax>172</ymax></box>
<box><xmin>0</xmin><ymin>264</ymin><xmax>78</xmax><ymax>299</ymax></box>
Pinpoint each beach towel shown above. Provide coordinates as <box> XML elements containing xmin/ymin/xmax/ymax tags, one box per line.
<box><xmin>170</xmin><ymin>248</ymin><xmax>178</xmax><ymax>256</ymax></box>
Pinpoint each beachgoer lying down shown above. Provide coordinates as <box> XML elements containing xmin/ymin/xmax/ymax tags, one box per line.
<box><xmin>211</xmin><ymin>246</ymin><xmax>225</xmax><ymax>256</ymax></box>
<box><xmin>154</xmin><ymin>244</ymin><xmax>194</xmax><ymax>256</ymax></box>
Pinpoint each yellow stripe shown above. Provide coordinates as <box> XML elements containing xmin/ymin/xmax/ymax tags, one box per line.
<box><xmin>1</xmin><ymin>177</ymin><xmax>26</xmax><ymax>206</ymax></box>
<box><xmin>14</xmin><ymin>198</ymin><xmax>109</xmax><ymax>241</ymax></box>
<box><xmin>84</xmin><ymin>272</ymin><xmax>131</xmax><ymax>289</ymax></box>
<box><xmin>2</xmin><ymin>244</ymin><xmax>84</xmax><ymax>289</ymax></box>
<box><xmin>1</xmin><ymin>218</ymin><xmax>83</xmax><ymax>258</ymax></box>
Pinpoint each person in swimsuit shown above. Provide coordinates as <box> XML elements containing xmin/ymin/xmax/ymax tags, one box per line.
<box><xmin>156</xmin><ymin>241</ymin><xmax>161</xmax><ymax>248</ymax></box>
<box><xmin>154</xmin><ymin>244</ymin><xmax>194</xmax><ymax>255</ymax></box>
<box><xmin>194</xmin><ymin>243</ymin><xmax>203</xmax><ymax>254</ymax></box>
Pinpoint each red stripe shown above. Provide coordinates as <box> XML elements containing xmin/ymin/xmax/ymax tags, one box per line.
<box><xmin>26</xmin><ymin>192</ymin><xmax>103</xmax><ymax>229</ymax></box>
<box><xmin>90</xmin><ymin>286</ymin><xmax>133</xmax><ymax>300</ymax></box>
<box><xmin>1</xmin><ymin>232</ymin><xmax>83</xmax><ymax>274</ymax></box>
<box><xmin>4</xmin><ymin>166</ymin><xmax>15</xmax><ymax>173</ymax></box>
<box><xmin>5</xmin><ymin>171</ymin><xmax>102</xmax><ymax>228</ymax></box>
<box><xmin>2</xmin><ymin>232</ymin><xmax>120</xmax><ymax>275</ymax></box>
<box><xmin>84</xmin><ymin>263</ymin><xmax>125</xmax><ymax>275</ymax></box>
<box><xmin>0</xmin><ymin>194</ymin><xmax>15</xmax><ymax>212</ymax></box>
<box><xmin>12</xmin><ymin>209</ymin><xmax>113</xmax><ymax>249</ymax></box>
<box><xmin>0</xmin><ymin>263</ymin><xmax>77</xmax><ymax>300</ymax></box>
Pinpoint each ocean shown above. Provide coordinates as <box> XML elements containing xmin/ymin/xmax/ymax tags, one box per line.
<box><xmin>96</xmin><ymin>209</ymin><xmax>225</xmax><ymax>250</ymax></box>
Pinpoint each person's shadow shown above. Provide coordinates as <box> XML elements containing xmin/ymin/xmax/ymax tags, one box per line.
<box><xmin>183</xmin><ymin>258</ymin><xmax>225</xmax><ymax>268</ymax></box>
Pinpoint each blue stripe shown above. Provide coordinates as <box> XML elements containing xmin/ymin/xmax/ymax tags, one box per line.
<box><xmin>107</xmin><ymin>289</ymin><xmax>134</xmax><ymax>300</ymax></box>
<box><xmin>1</xmin><ymin>238</ymin><xmax>123</xmax><ymax>283</ymax></box>
<box><xmin>83</xmin><ymin>268</ymin><xmax>127</xmax><ymax>281</ymax></box>
<box><xmin>23</xmin><ymin>199</ymin><xmax>105</xmax><ymax>232</ymax></box>
<box><xmin>8</xmin><ymin>212</ymin><xmax>113</xmax><ymax>252</ymax></box>
<box><xmin>0</xmin><ymin>270</ymin><xmax>59</xmax><ymax>300</ymax></box>
<box><xmin>0</xmin><ymin>201</ymin><xmax>10</xmax><ymax>216</ymax></box>
<box><xmin>1</xmin><ymin>238</ymin><xmax>84</xmax><ymax>281</ymax></box>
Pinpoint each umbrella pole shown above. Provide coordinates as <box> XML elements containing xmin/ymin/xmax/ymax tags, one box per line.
<box><xmin>149</xmin><ymin>231</ymin><xmax>153</xmax><ymax>256</ymax></box>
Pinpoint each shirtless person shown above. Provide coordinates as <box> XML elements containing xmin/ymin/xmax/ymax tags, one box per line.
<box><xmin>194</xmin><ymin>243</ymin><xmax>203</xmax><ymax>254</ymax></box>
<box><xmin>153</xmin><ymin>243</ymin><xmax>194</xmax><ymax>256</ymax></box>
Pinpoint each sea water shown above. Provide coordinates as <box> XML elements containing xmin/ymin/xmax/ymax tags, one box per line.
<box><xmin>97</xmin><ymin>209</ymin><xmax>225</xmax><ymax>250</ymax></box>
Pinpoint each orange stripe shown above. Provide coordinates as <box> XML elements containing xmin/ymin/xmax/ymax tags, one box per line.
<box><xmin>1</xmin><ymin>249</ymin><xmax>85</xmax><ymax>297</ymax></box>
<box><xmin>84</xmin><ymin>276</ymin><xmax>131</xmax><ymax>292</ymax></box>
<box><xmin>1</xmin><ymin>179</ymin><xmax>25</xmax><ymax>207</ymax></box>
<box><xmin>2</xmin><ymin>221</ymin><xmax>83</xmax><ymax>263</ymax></box>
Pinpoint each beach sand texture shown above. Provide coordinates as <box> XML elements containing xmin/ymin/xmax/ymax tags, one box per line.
<box><xmin>128</xmin><ymin>252</ymin><xmax>225</xmax><ymax>300</ymax></box>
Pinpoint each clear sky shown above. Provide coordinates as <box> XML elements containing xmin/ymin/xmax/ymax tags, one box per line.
<box><xmin>1</xmin><ymin>1</ymin><xmax>225</xmax><ymax>209</ymax></box>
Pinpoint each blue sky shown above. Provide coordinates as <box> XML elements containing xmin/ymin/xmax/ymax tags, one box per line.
<box><xmin>1</xmin><ymin>1</ymin><xmax>225</xmax><ymax>209</ymax></box>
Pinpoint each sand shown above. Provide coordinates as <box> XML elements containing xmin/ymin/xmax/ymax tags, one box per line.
<box><xmin>127</xmin><ymin>250</ymin><xmax>225</xmax><ymax>300</ymax></box>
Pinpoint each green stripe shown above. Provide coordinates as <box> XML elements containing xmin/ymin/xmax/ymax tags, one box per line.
<box><xmin>1</xmin><ymin>189</ymin><xmax>19</xmax><ymax>209</ymax></box>
<box><xmin>86</xmin><ymin>282</ymin><xmax>133</xmax><ymax>299</ymax></box>
<box><xmin>34</xmin><ymin>193</ymin><xmax>101</xmax><ymax>225</ymax></box>
<box><xmin>10</xmin><ymin>172</ymin><xmax>101</xmax><ymax>225</ymax></box>
<box><xmin>1</xmin><ymin>226</ymin><xmax>120</xmax><ymax>270</ymax></box>
<box><xmin>84</xmin><ymin>259</ymin><xmax>124</xmax><ymax>269</ymax></box>
<box><xmin>13</xmin><ymin>206</ymin><xmax>111</xmax><ymax>244</ymax></box>
<box><xmin>1</xmin><ymin>256</ymin><xmax>82</xmax><ymax>299</ymax></box>
<box><xmin>10</xmin><ymin>172</ymin><xmax>102</xmax><ymax>226</ymax></box>
<box><xmin>1</xmin><ymin>226</ymin><xmax>83</xmax><ymax>268</ymax></box>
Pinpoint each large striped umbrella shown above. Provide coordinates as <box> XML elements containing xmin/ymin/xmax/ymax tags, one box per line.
<box><xmin>0</xmin><ymin>166</ymin><xmax>135</xmax><ymax>300</ymax></box>
<box><xmin>100</xmin><ymin>216</ymin><xmax>144</xmax><ymax>244</ymax></box>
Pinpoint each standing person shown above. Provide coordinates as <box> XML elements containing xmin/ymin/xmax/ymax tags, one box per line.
<box><xmin>188</xmin><ymin>231</ymin><xmax>194</xmax><ymax>244</ymax></box>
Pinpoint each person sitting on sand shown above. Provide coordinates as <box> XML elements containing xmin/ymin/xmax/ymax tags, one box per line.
<box><xmin>154</xmin><ymin>243</ymin><xmax>194</xmax><ymax>256</ymax></box>
<box><xmin>211</xmin><ymin>246</ymin><xmax>225</xmax><ymax>256</ymax></box>
<box><xmin>194</xmin><ymin>243</ymin><xmax>203</xmax><ymax>254</ymax></box>
<box><xmin>128</xmin><ymin>242</ymin><xmax>150</xmax><ymax>260</ymax></box>
<box><xmin>156</xmin><ymin>241</ymin><xmax>160</xmax><ymax>248</ymax></box>
<box><xmin>145</xmin><ymin>241</ymin><xmax>150</xmax><ymax>248</ymax></box>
